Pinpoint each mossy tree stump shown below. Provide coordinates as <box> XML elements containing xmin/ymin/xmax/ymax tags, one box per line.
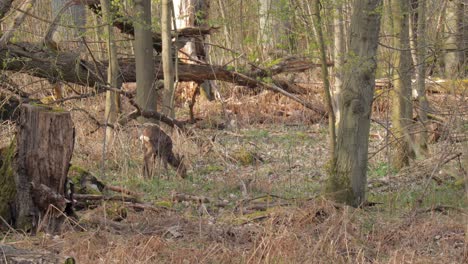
<box><xmin>2</xmin><ymin>104</ymin><xmax>74</xmax><ymax>233</ymax></box>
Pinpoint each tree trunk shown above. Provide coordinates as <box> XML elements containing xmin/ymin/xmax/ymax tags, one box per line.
<box><xmin>51</xmin><ymin>0</ymin><xmax>86</xmax><ymax>50</ymax></box>
<box><xmin>258</xmin><ymin>0</ymin><xmax>293</xmax><ymax>57</ymax></box>
<box><xmin>312</xmin><ymin>0</ymin><xmax>336</xmax><ymax>159</ymax></box>
<box><xmin>326</xmin><ymin>0</ymin><xmax>382</xmax><ymax>207</ymax></box>
<box><xmin>333</xmin><ymin>0</ymin><xmax>346</xmax><ymax>125</ymax></box>
<box><xmin>100</xmin><ymin>0</ymin><xmax>121</xmax><ymax>143</ymax></box>
<box><xmin>391</xmin><ymin>0</ymin><xmax>413</xmax><ymax>170</ymax></box>
<box><xmin>173</xmin><ymin>0</ymin><xmax>214</xmax><ymax>102</ymax></box>
<box><xmin>1</xmin><ymin>104</ymin><xmax>74</xmax><ymax>233</ymax></box>
<box><xmin>161</xmin><ymin>0</ymin><xmax>176</xmax><ymax>117</ymax></box>
<box><xmin>413</xmin><ymin>0</ymin><xmax>430</xmax><ymax>157</ymax></box>
<box><xmin>444</xmin><ymin>0</ymin><xmax>464</xmax><ymax>78</ymax></box>
<box><xmin>134</xmin><ymin>0</ymin><xmax>156</xmax><ymax>123</ymax></box>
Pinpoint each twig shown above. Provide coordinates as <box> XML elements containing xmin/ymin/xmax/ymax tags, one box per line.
<box><xmin>0</xmin><ymin>0</ymin><xmax>37</xmax><ymax>48</ymax></box>
<box><xmin>231</xmin><ymin>71</ymin><xmax>327</xmax><ymax>115</ymax></box>
<box><xmin>74</xmin><ymin>194</ymin><xmax>139</xmax><ymax>203</ymax></box>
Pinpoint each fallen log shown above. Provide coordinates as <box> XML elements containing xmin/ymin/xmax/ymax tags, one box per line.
<box><xmin>0</xmin><ymin>245</ymin><xmax>61</xmax><ymax>264</ymax></box>
<box><xmin>0</xmin><ymin>42</ymin><xmax>327</xmax><ymax>114</ymax></box>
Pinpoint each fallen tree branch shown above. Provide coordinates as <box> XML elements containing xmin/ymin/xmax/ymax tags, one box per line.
<box><xmin>0</xmin><ymin>42</ymin><xmax>327</xmax><ymax>123</ymax></box>
<box><xmin>0</xmin><ymin>0</ymin><xmax>37</xmax><ymax>48</ymax></box>
<box><xmin>73</xmin><ymin>194</ymin><xmax>139</xmax><ymax>203</ymax></box>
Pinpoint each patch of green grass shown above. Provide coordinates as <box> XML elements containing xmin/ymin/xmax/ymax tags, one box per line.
<box><xmin>368</xmin><ymin>180</ymin><xmax>466</xmax><ymax>213</ymax></box>
<box><xmin>244</xmin><ymin>129</ymin><xmax>270</xmax><ymax>139</ymax></box>
<box><xmin>368</xmin><ymin>162</ymin><xmax>394</xmax><ymax>178</ymax></box>
<box><xmin>197</xmin><ymin>164</ymin><xmax>225</xmax><ymax>174</ymax></box>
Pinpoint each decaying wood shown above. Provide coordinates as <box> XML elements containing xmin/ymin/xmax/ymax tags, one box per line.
<box><xmin>11</xmin><ymin>104</ymin><xmax>74</xmax><ymax>233</ymax></box>
<box><xmin>73</xmin><ymin>194</ymin><xmax>139</xmax><ymax>203</ymax></box>
<box><xmin>0</xmin><ymin>42</ymin><xmax>325</xmax><ymax>109</ymax></box>
<box><xmin>104</xmin><ymin>185</ymin><xmax>142</xmax><ymax>197</ymax></box>
<box><xmin>172</xmin><ymin>192</ymin><xmax>211</xmax><ymax>203</ymax></box>
<box><xmin>30</xmin><ymin>183</ymin><xmax>68</xmax><ymax>215</ymax></box>
<box><xmin>87</xmin><ymin>0</ymin><xmax>217</xmax><ymax>53</ymax></box>
<box><xmin>171</xmin><ymin>192</ymin><xmax>229</xmax><ymax>208</ymax></box>
<box><xmin>368</xmin><ymin>152</ymin><xmax>462</xmax><ymax>192</ymax></box>
<box><xmin>0</xmin><ymin>245</ymin><xmax>60</xmax><ymax>264</ymax></box>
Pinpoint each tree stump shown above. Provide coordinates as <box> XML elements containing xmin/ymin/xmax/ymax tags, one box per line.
<box><xmin>2</xmin><ymin>104</ymin><xmax>74</xmax><ymax>233</ymax></box>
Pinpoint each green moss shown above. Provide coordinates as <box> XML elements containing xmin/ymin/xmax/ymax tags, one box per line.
<box><xmin>0</xmin><ymin>141</ymin><xmax>16</xmax><ymax>223</ymax></box>
<box><xmin>29</xmin><ymin>102</ymin><xmax>66</xmax><ymax>113</ymax></box>
<box><xmin>68</xmin><ymin>165</ymin><xmax>102</xmax><ymax>195</ymax></box>
<box><xmin>324</xmin><ymin>159</ymin><xmax>356</xmax><ymax>207</ymax></box>
<box><xmin>232</xmin><ymin>147</ymin><xmax>256</xmax><ymax>166</ymax></box>
<box><xmin>103</xmin><ymin>201</ymin><xmax>127</xmax><ymax>221</ymax></box>
<box><xmin>154</xmin><ymin>200</ymin><xmax>173</xmax><ymax>208</ymax></box>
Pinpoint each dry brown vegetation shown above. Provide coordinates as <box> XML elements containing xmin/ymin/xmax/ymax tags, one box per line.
<box><xmin>1</xmin><ymin>76</ymin><xmax>467</xmax><ymax>263</ymax></box>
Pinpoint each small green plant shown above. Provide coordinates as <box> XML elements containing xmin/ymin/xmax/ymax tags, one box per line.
<box><xmin>368</xmin><ymin>162</ymin><xmax>393</xmax><ymax>178</ymax></box>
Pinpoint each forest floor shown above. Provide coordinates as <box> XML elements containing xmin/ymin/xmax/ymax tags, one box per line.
<box><xmin>0</xmin><ymin>80</ymin><xmax>467</xmax><ymax>263</ymax></box>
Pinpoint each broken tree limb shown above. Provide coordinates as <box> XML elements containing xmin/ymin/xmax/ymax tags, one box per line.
<box><xmin>231</xmin><ymin>71</ymin><xmax>327</xmax><ymax>115</ymax></box>
<box><xmin>73</xmin><ymin>194</ymin><xmax>139</xmax><ymax>203</ymax></box>
<box><xmin>87</xmin><ymin>1</ymin><xmax>217</xmax><ymax>53</ymax></box>
<box><xmin>0</xmin><ymin>244</ymin><xmax>60</xmax><ymax>264</ymax></box>
<box><xmin>0</xmin><ymin>0</ymin><xmax>37</xmax><ymax>48</ymax></box>
<box><xmin>0</xmin><ymin>42</ymin><xmax>327</xmax><ymax>115</ymax></box>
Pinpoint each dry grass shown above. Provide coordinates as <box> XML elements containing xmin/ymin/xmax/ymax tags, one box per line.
<box><xmin>1</xmin><ymin>77</ymin><xmax>467</xmax><ymax>264</ymax></box>
<box><xmin>2</xmin><ymin>199</ymin><xmax>465</xmax><ymax>263</ymax></box>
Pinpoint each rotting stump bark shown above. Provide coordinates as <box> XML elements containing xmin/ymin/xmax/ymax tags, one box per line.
<box><xmin>4</xmin><ymin>104</ymin><xmax>75</xmax><ymax>233</ymax></box>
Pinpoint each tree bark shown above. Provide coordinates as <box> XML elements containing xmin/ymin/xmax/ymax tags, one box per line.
<box><xmin>333</xmin><ymin>1</ymin><xmax>346</xmax><ymax>125</ymax></box>
<box><xmin>326</xmin><ymin>0</ymin><xmax>382</xmax><ymax>207</ymax></box>
<box><xmin>0</xmin><ymin>244</ymin><xmax>60</xmax><ymax>264</ymax></box>
<box><xmin>173</xmin><ymin>0</ymin><xmax>214</xmax><ymax>101</ymax></box>
<box><xmin>258</xmin><ymin>0</ymin><xmax>293</xmax><ymax>56</ymax></box>
<box><xmin>413</xmin><ymin>0</ymin><xmax>430</xmax><ymax>157</ymax></box>
<box><xmin>0</xmin><ymin>0</ymin><xmax>37</xmax><ymax>47</ymax></box>
<box><xmin>312</xmin><ymin>0</ymin><xmax>336</xmax><ymax>158</ymax></box>
<box><xmin>9</xmin><ymin>104</ymin><xmax>74</xmax><ymax>233</ymax></box>
<box><xmin>51</xmin><ymin>0</ymin><xmax>86</xmax><ymax>50</ymax></box>
<box><xmin>391</xmin><ymin>0</ymin><xmax>413</xmax><ymax>170</ymax></box>
<box><xmin>161</xmin><ymin>0</ymin><xmax>176</xmax><ymax>117</ymax></box>
<box><xmin>134</xmin><ymin>0</ymin><xmax>156</xmax><ymax>123</ymax></box>
<box><xmin>444</xmin><ymin>0</ymin><xmax>464</xmax><ymax>78</ymax></box>
<box><xmin>100</xmin><ymin>0</ymin><xmax>121</xmax><ymax>143</ymax></box>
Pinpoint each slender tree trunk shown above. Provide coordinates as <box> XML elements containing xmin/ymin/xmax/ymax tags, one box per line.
<box><xmin>413</xmin><ymin>0</ymin><xmax>430</xmax><ymax>157</ymax></box>
<box><xmin>51</xmin><ymin>0</ymin><xmax>86</xmax><ymax>50</ymax></box>
<box><xmin>444</xmin><ymin>0</ymin><xmax>464</xmax><ymax>78</ymax></box>
<box><xmin>312</xmin><ymin>0</ymin><xmax>336</xmax><ymax>159</ymax></box>
<box><xmin>391</xmin><ymin>0</ymin><xmax>413</xmax><ymax>170</ymax></box>
<box><xmin>100</xmin><ymin>0</ymin><xmax>121</xmax><ymax>143</ymax></box>
<box><xmin>326</xmin><ymin>0</ymin><xmax>383</xmax><ymax>207</ymax></box>
<box><xmin>134</xmin><ymin>0</ymin><xmax>156</xmax><ymax>123</ymax></box>
<box><xmin>258</xmin><ymin>0</ymin><xmax>293</xmax><ymax>57</ymax></box>
<box><xmin>0</xmin><ymin>0</ymin><xmax>37</xmax><ymax>47</ymax></box>
<box><xmin>161</xmin><ymin>0</ymin><xmax>176</xmax><ymax>118</ymax></box>
<box><xmin>333</xmin><ymin>0</ymin><xmax>345</xmax><ymax>126</ymax></box>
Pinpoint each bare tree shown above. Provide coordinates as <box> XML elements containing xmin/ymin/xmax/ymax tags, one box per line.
<box><xmin>391</xmin><ymin>0</ymin><xmax>413</xmax><ymax>170</ymax></box>
<box><xmin>326</xmin><ymin>0</ymin><xmax>383</xmax><ymax>207</ymax></box>
<box><xmin>100</xmin><ymin>0</ymin><xmax>121</xmax><ymax>143</ymax></box>
<box><xmin>312</xmin><ymin>0</ymin><xmax>336</xmax><ymax>159</ymax></box>
<box><xmin>134</xmin><ymin>0</ymin><xmax>156</xmax><ymax>122</ymax></box>
<box><xmin>412</xmin><ymin>0</ymin><xmax>430</xmax><ymax>157</ymax></box>
<box><xmin>161</xmin><ymin>0</ymin><xmax>176</xmax><ymax>118</ymax></box>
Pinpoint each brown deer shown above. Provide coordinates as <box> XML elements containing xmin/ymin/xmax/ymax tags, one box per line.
<box><xmin>140</xmin><ymin>124</ymin><xmax>187</xmax><ymax>178</ymax></box>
